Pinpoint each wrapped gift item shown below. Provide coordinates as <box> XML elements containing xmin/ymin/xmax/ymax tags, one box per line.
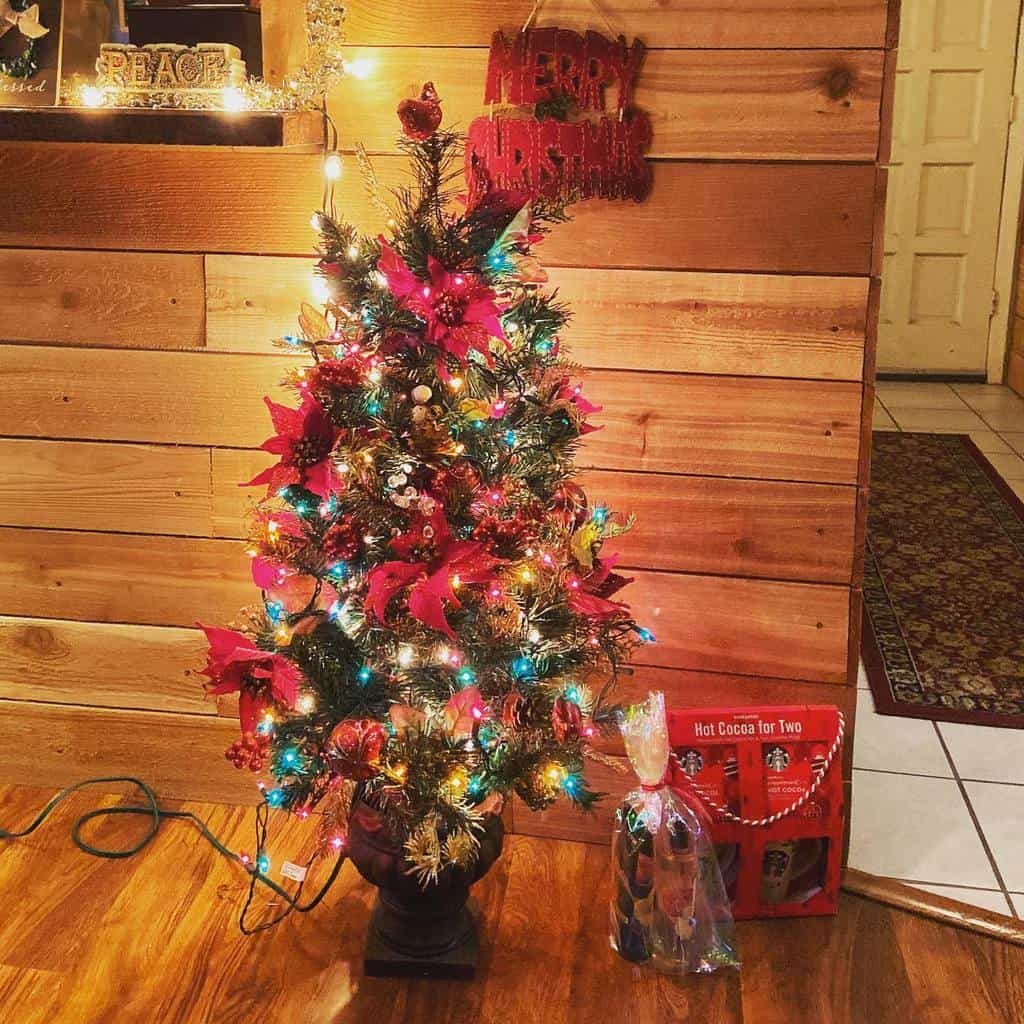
<box><xmin>610</xmin><ymin>692</ymin><xmax>739</xmax><ymax>974</ymax></box>
<box><xmin>667</xmin><ymin>705</ymin><xmax>846</xmax><ymax>920</ymax></box>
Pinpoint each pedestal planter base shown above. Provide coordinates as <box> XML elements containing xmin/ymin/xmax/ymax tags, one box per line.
<box><xmin>365</xmin><ymin>898</ymin><xmax>480</xmax><ymax>980</ymax></box>
<box><xmin>346</xmin><ymin>799</ymin><xmax>504</xmax><ymax>981</ymax></box>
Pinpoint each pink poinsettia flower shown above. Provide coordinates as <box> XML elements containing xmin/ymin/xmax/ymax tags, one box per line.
<box><xmin>568</xmin><ymin>555</ymin><xmax>634</xmax><ymax>622</ymax></box>
<box><xmin>199</xmin><ymin>625</ymin><xmax>304</xmax><ymax>732</ymax></box>
<box><xmin>377</xmin><ymin>238</ymin><xmax>508</xmax><ymax>374</ymax></box>
<box><xmin>443</xmin><ymin>686</ymin><xmax>490</xmax><ymax>740</ymax></box>
<box><xmin>365</xmin><ymin>505</ymin><xmax>503</xmax><ymax>638</ymax></box>
<box><xmin>243</xmin><ymin>395</ymin><xmax>343</xmax><ymax>498</ymax></box>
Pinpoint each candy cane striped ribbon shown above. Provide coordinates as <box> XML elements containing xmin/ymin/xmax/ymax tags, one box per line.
<box><xmin>671</xmin><ymin>711</ymin><xmax>846</xmax><ymax>828</ymax></box>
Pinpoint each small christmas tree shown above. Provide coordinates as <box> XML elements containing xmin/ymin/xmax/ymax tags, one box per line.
<box><xmin>200</xmin><ymin>89</ymin><xmax>651</xmax><ymax>887</ymax></box>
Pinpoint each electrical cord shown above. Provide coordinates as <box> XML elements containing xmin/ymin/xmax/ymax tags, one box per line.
<box><xmin>0</xmin><ymin>776</ymin><xmax>346</xmax><ymax>935</ymax></box>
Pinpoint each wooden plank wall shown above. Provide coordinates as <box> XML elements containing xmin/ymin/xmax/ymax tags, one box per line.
<box><xmin>0</xmin><ymin>0</ymin><xmax>898</xmax><ymax>838</ymax></box>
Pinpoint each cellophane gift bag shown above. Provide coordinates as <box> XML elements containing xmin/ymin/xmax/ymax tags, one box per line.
<box><xmin>610</xmin><ymin>692</ymin><xmax>739</xmax><ymax>973</ymax></box>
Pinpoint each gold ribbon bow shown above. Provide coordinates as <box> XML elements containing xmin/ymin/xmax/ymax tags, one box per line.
<box><xmin>0</xmin><ymin>1</ymin><xmax>50</xmax><ymax>41</ymax></box>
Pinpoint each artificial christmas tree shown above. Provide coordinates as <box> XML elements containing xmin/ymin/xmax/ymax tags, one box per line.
<box><xmin>199</xmin><ymin>89</ymin><xmax>651</xmax><ymax>970</ymax></box>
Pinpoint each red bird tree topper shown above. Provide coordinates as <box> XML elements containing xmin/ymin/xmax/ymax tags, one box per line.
<box><xmin>466</xmin><ymin>27</ymin><xmax>652</xmax><ymax>203</ymax></box>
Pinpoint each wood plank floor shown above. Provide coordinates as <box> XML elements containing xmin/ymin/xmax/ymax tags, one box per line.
<box><xmin>0</xmin><ymin>784</ymin><xmax>1021</xmax><ymax>1023</ymax></box>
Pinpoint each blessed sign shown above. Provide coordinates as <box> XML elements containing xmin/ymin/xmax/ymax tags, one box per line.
<box><xmin>96</xmin><ymin>42</ymin><xmax>245</xmax><ymax>97</ymax></box>
<box><xmin>0</xmin><ymin>0</ymin><xmax>62</xmax><ymax>106</ymax></box>
<box><xmin>466</xmin><ymin>27</ymin><xmax>652</xmax><ymax>204</ymax></box>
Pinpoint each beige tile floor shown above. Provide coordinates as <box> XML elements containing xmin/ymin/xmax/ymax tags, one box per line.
<box><xmin>850</xmin><ymin>382</ymin><xmax>1024</xmax><ymax>918</ymax></box>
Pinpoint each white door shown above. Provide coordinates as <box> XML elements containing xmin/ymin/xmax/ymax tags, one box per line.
<box><xmin>879</xmin><ymin>0</ymin><xmax>1022</xmax><ymax>375</ymax></box>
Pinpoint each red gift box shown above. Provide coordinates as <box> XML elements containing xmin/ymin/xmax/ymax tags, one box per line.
<box><xmin>666</xmin><ymin>705</ymin><xmax>845</xmax><ymax>920</ymax></box>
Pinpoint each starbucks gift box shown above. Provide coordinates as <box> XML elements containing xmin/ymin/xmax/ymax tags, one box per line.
<box><xmin>666</xmin><ymin>705</ymin><xmax>846</xmax><ymax>920</ymax></box>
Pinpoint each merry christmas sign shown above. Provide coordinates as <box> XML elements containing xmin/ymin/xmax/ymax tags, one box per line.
<box><xmin>465</xmin><ymin>27</ymin><xmax>652</xmax><ymax>204</ymax></box>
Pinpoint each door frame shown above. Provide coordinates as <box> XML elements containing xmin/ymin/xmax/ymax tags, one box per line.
<box><xmin>987</xmin><ymin>1</ymin><xmax>1024</xmax><ymax>383</ymax></box>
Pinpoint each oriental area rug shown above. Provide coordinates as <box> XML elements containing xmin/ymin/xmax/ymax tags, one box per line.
<box><xmin>862</xmin><ymin>432</ymin><xmax>1024</xmax><ymax>728</ymax></box>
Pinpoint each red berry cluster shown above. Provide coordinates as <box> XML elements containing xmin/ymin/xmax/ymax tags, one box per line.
<box><xmin>225</xmin><ymin>731</ymin><xmax>271</xmax><ymax>771</ymax></box>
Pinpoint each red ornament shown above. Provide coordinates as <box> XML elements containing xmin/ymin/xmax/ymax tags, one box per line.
<box><xmin>502</xmin><ymin>691</ymin><xmax>527</xmax><ymax>730</ymax></box>
<box><xmin>552</xmin><ymin>696</ymin><xmax>583</xmax><ymax>744</ymax></box>
<box><xmin>397</xmin><ymin>82</ymin><xmax>443</xmax><ymax>141</ymax></box>
<box><xmin>322</xmin><ymin>520</ymin><xmax>363</xmax><ymax>562</ymax></box>
<box><xmin>325</xmin><ymin>719</ymin><xmax>388</xmax><ymax>780</ymax></box>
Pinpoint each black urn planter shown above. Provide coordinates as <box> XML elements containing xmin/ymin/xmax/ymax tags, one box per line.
<box><xmin>346</xmin><ymin>799</ymin><xmax>505</xmax><ymax>980</ymax></box>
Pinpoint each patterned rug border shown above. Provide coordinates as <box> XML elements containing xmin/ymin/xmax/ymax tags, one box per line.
<box><xmin>862</xmin><ymin>432</ymin><xmax>1024</xmax><ymax>730</ymax></box>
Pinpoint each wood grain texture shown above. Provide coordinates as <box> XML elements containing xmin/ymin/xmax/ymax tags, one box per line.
<box><xmin>0</xmin><ymin>250</ymin><xmax>206</xmax><ymax>349</ymax></box>
<box><xmin>585</xmin><ymin>469</ymin><xmax>858</xmax><ymax>582</ymax></box>
<box><xmin>206</xmin><ymin>255</ymin><xmax>868</xmax><ymax>380</ymax></box>
<box><xmin>1</xmin><ymin>797</ymin><xmax>1018</xmax><ymax>1023</ymax></box>
<box><xmin>0</xmin><ymin>528</ymin><xmax>251</xmax><ymax>626</ymax></box>
<box><xmin>0</xmin><ymin>528</ymin><xmax>848</xmax><ymax>682</ymax></box>
<box><xmin>0</xmin><ymin>347</ymin><xmax>862</xmax><ymax>483</ymax></box>
<box><xmin>843</xmin><ymin>870</ymin><xmax>1024</xmax><ymax>946</ymax></box>
<box><xmin>628</xmin><ymin>570</ymin><xmax>849</xmax><ymax>682</ymax></box>
<box><xmin>0</xmin><ymin>147</ymin><xmax>876</xmax><ymax>273</ymax></box>
<box><xmin>344</xmin><ymin>0</ymin><xmax>890</xmax><ymax>48</ymax></box>
<box><xmin>259</xmin><ymin>0</ymin><xmax>309</xmax><ymax>87</ymax></box>
<box><xmin>583</xmin><ymin>371</ymin><xmax>862</xmax><ymax>483</ymax></box>
<box><xmin>0</xmin><ymin>616</ymin><xmax>208</xmax><ymax>714</ymax></box>
<box><xmin>0</xmin><ymin>438</ymin><xmax>212</xmax><ymax>536</ymax></box>
<box><xmin>0</xmin><ymin>708</ymin><xmax>256</xmax><ymax>803</ymax></box>
<box><xmin>331</xmin><ymin>48</ymin><xmax>884</xmax><ymax>161</ymax></box>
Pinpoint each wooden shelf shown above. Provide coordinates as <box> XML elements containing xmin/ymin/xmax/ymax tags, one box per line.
<box><xmin>0</xmin><ymin>107</ymin><xmax>323</xmax><ymax>148</ymax></box>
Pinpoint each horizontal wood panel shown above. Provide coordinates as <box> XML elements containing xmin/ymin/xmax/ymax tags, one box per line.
<box><xmin>0</xmin><ymin>147</ymin><xmax>876</xmax><ymax>273</ymax></box>
<box><xmin>0</xmin><ymin>528</ymin><xmax>847</xmax><ymax>681</ymax></box>
<box><xmin>0</xmin><ymin>348</ymin><xmax>861</xmax><ymax>482</ymax></box>
<box><xmin>0</xmin><ymin>700</ymin><xmax>258</xmax><ymax>804</ymax></box>
<box><xmin>586</xmin><ymin>469</ymin><xmax>857</xmax><ymax>582</ymax></box>
<box><xmin>0</xmin><ymin>528</ymin><xmax>251</xmax><ymax>626</ymax></box>
<box><xmin>0</xmin><ymin>438</ymin><xmax>212</xmax><ymax>536</ymax></box>
<box><xmin>0</xmin><ymin>250</ymin><xmax>206</xmax><ymax>349</ymax></box>
<box><xmin>0</xmin><ymin>616</ymin><xmax>208</xmax><ymax>714</ymax></box>
<box><xmin>344</xmin><ymin>0</ymin><xmax>889</xmax><ymax>48</ymax></box>
<box><xmin>584</xmin><ymin>371</ymin><xmax>862</xmax><ymax>483</ymax></box>
<box><xmin>628</xmin><ymin>570</ymin><xmax>848</xmax><ymax>682</ymax></box>
<box><xmin>207</xmin><ymin>255</ymin><xmax>868</xmax><ymax>380</ymax></box>
<box><xmin>331</xmin><ymin>48</ymin><xmax>884</xmax><ymax>161</ymax></box>
<box><xmin>211</xmin><ymin>453</ymin><xmax>856</xmax><ymax>581</ymax></box>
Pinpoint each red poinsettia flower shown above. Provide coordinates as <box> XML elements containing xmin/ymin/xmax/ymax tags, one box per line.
<box><xmin>199</xmin><ymin>625</ymin><xmax>304</xmax><ymax>732</ymax></box>
<box><xmin>555</xmin><ymin>378</ymin><xmax>602</xmax><ymax>435</ymax></box>
<box><xmin>568</xmin><ymin>555</ymin><xmax>634</xmax><ymax>622</ymax></box>
<box><xmin>377</xmin><ymin>238</ymin><xmax>508</xmax><ymax>375</ymax></box>
<box><xmin>243</xmin><ymin>395</ymin><xmax>343</xmax><ymax>498</ymax></box>
<box><xmin>365</xmin><ymin>505</ymin><xmax>503</xmax><ymax>638</ymax></box>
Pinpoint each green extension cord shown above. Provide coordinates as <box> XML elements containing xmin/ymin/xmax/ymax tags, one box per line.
<box><xmin>0</xmin><ymin>776</ymin><xmax>345</xmax><ymax>934</ymax></box>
